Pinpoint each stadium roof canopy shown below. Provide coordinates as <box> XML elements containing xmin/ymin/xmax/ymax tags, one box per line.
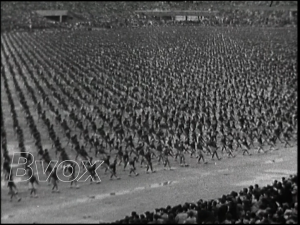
<box><xmin>134</xmin><ymin>10</ymin><xmax>219</xmax><ymax>16</ymax></box>
<box><xmin>34</xmin><ymin>10</ymin><xmax>73</xmax><ymax>23</ymax></box>
<box><xmin>35</xmin><ymin>10</ymin><xmax>70</xmax><ymax>17</ymax></box>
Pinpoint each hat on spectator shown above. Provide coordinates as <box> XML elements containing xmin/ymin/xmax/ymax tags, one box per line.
<box><xmin>168</xmin><ymin>213</ymin><xmax>175</xmax><ymax>222</ymax></box>
<box><xmin>277</xmin><ymin>207</ymin><xmax>284</xmax><ymax>215</ymax></box>
<box><xmin>190</xmin><ymin>203</ymin><xmax>196</xmax><ymax>209</ymax></box>
<box><xmin>286</xmin><ymin>219</ymin><xmax>296</xmax><ymax>224</ymax></box>
<box><xmin>243</xmin><ymin>219</ymin><xmax>250</xmax><ymax>224</ymax></box>
<box><xmin>226</xmin><ymin>195</ymin><xmax>234</xmax><ymax>202</ymax></box>
<box><xmin>266</xmin><ymin>207</ymin><xmax>272</xmax><ymax>214</ymax></box>
<box><xmin>219</xmin><ymin>198</ymin><xmax>226</xmax><ymax>204</ymax></box>
<box><xmin>160</xmin><ymin>207</ymin><xmax>166</xmax><ymax>212</ymax></box>
<box><xmin>292</xmin><ymin>186</ymin><xmax>297</xmax><ymax>195</ymax></box>
<box><xmin>187</xmin><ymin>211</ymin><xmax>194</xmax><ymax>217</ymax></box>
<box><xmin>231</xmin><ymin>191</ymin><xmax>238</xmax><ymax>197</ymax></box>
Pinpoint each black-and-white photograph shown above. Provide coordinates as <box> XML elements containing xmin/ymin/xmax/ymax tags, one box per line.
<box><xmin>1</xmin><ymin>1</ymin><xmax>297</xmax><ymax>224</ymax></box>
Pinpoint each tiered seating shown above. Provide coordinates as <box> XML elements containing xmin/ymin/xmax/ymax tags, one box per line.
<box><xmin>110</xmin><ymin>175</ymin><xmax>298</xmax><ymax>224</ymax></box>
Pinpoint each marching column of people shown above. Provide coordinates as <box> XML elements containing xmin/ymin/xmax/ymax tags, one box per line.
<box><xmin>1</xmin><ymin>29</ymin><xmax>297</xmax><ymax>205</ymax></box>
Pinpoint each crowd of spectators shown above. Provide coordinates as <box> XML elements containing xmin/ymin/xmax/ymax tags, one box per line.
<box><xmin>1</xmin><ymin>1</ymin><xmax>297</xmax><ymax>32</ymax></box>
<box><xmin>109</xmin><ymin>175</ymin><xmax>298</xmax><ymax>224</ymax></box>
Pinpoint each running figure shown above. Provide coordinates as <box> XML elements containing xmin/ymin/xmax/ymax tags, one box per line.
<box><xmin>156</xmin><ymin>141</ymin><xmax>164</xmax><ymax>165</ymax></box>
<box><xmin>102</xmin><ymin>155</ymin><xmax>111</xmax><ymax>174</ymax></box>
<box><xmin>267</xmin><ymin>135</ymin><xmax>277</xmax><ymax>151</ymax></box>
<box><xmin>220</xmin><ymin>134</ymin><xmax>227</xmax><ymax>154</ymax></box>
<box><xmin>117</xmin><ymin>147</ymin><xmax>124</xmax><ymax>166</ymax></box>
<box><xmin>257</xmin><ymin>136</ymin><xmax>266</xmax><ymax>153</ymax></box>
<box><xmin>87</xmin><ymin>157</ymin><xmax>101</xmax><ymax>184</ymax></box>
<box><xmin>7</xmin><ymin>175</ymin><xmax>21</xmax><ymax>202</ymax></box>
<box><xmin>178</xmin><ymin>148</ymin><xmax>188</xmax><ymax>166</ymax></box>
<box><xmin>95</xmin><ymin>142</ymin><xmax>104</xmax><ymax>157</ymax></box>
<box><xmin>128</xmin><ymin>156</ymin><xmax>139</xmax><ymax>176</ymax></box>
<box><xmin>225</xmin><ymin>139</ymin><xmax>235</xmax><ymax>158</ymax></box>
<box><xmin>25</xmin><ymin>152</ymin><xmax>34</xmax><ymax>169</ymax></box>
<box><xmin>3</xmin><ymin>158</ymin><xmax>11</xmax><ymax>180</ymax></box>
<box><xmin>145</xmin><ymin>149</ymin><xmax>155</xmax><ymax>173</ymax></box>
<box><xmin>137</xmin><ymin>145</ymin><xmax>146</xmax><ymax>168</ymax></box>
<box><xmin>50</xmin><ymin>167</ymin><xmax>60</xmax><ymax>193</ymax></box>
<box><xmin>196</xmin><ymin>143</ymin><xmax>207</xmax><ymax>164</ymax></box>
<box><xmin>64</xmin><ymin>162</ymin><xmax>79</xmax><ymax>188</ymax></box>
<box><xmin>109</xmin><ymin>158</ymin><xmax>121</xmax><ymax>180</ymax></box>
<box><xmin>28</xmin><ymin>170</ymin><xmax>39</xmax><ymax>198</ymax></box>
<box><xmin>241</xmin><ymin>138</ymin><xmax>251</xmax><ymax>156</ymax></box>
<box><xmin>282</xmin><ymin>130</ymin><xmax>293</xmax><ymax>148</ymax></box>
<box><xmin>162</xmin><ymin>146</ymin><xmax>173</xmax><ymax>170</ymax></box>
<box><xmin>122</xmin><ymin>150</ymin><xmax>129</xmax><ymax>171</ymax></box>
<box><xmin>208</xmin><ymin>140</ymin><xmax>221</xmax><ymax>160</ymax></box>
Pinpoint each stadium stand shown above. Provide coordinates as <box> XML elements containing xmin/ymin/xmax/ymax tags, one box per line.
<box><xmin>110</xmin><ymin>174</ymin><xmax>298</xmax><ymax>224</ymax></box>
<box><xmin>1</xmin><ymin>1</ymin><xmax>297</xmax><ymax>32</ymax></box>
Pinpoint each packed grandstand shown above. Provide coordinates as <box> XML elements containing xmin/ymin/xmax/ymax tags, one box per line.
<box><xmin>1</xmin><ymin>1</ymin><xmax>297</xmax><ymax>31</ymax></box>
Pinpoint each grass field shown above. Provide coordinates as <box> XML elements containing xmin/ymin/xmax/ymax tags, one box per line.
<box><xmin>1</xmin><ymin>26</ymin><xmax>297</xmax><ymax>223</ymax></box>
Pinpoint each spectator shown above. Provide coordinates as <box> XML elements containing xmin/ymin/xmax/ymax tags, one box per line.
<box><xmin>113</xmin><ymin>175</ymin><xmax>297</xmax><ymax>224</ymax></box>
